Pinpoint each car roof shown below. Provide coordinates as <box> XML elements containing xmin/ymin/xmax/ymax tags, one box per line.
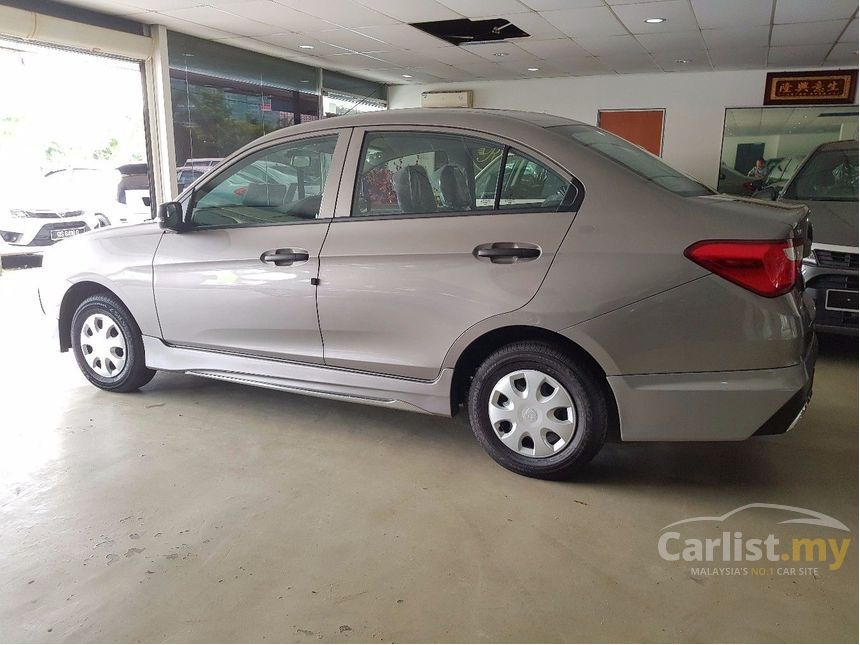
<box><xmin>814</xmin><ymin>139</ymin><xmax>858</xmax><ymax>152</ymax></box>
<box><xmin>256</xmin><ymin>108</ymin><xmax>585</xmax><ymax>145</ymax></box>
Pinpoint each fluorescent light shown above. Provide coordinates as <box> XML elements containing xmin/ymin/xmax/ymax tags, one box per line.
<box><xmin>298</xmin><ymin>44</ymin><xmax>314</xmax><ymax>49</ymax></box>
<box><xmin>527</xmin><ymin>67</ymin><xmax>539</xmax><ymax>71</ymax></box>
<box><xmin>401</xmin><ymin>74</ymin><xmax>413</xmax><ymax>78</ymax></box>
<box><xmin>644</xmin><ymin>17</ymin><xmax>666</xmax><ymax>23</ymax></box>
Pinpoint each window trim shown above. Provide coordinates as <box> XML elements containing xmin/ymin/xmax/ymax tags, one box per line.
<box><xmin>336</xmin><ymin>125</ymin><xmax>584</xmax><ymax>223</ymax></box>
<box><xmin>180</xmin><ymin>128</ymin><xmax>350</xmax><ymax>232</ymax></box>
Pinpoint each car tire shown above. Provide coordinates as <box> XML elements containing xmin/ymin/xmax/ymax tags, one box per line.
<box><xmin>71</xmin><ymin>293</ymin><xmax>156</xmax><ymax>393</ymax></box>
<box><xmin>467</xmin><ymin>341</ymin><xmax>608</xmax><ymax>479</ymax></box>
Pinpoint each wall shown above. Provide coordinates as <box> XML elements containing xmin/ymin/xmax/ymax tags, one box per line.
<box><xmin>387</xmin><ymin>69</ymin><xmax>855</xmax><ymax>188</ymax></box>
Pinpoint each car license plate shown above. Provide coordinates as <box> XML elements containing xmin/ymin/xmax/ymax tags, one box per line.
<box><xmin>825</xmin><ymin>289</ymin><xmax>859</xmax><ymax>312</ymax></box>
<box><xmin>50</xmin><ymin>228</ymin><xmax>83</xmax><ymax>241</ymax></box>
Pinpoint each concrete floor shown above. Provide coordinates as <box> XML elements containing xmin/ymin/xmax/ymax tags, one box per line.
<box><xmin>0</xmin><ymin>267</ymin><xmax>856</xmax><ymax>643</ymax></box>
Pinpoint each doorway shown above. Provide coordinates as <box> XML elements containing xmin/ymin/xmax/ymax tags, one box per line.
<box><xmin>734</xmin><ymin>142</ymin><xmax>765</xmax><ymax>174</ymax></box>
<box><xmin>0</xmin><ymin>39</ymin><xmax>150</xmax><ymax>269</ymax></box>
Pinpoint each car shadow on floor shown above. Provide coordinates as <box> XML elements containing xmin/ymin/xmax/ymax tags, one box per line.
<box><xmin>137</xmin><ymin>358</ymin><xmax>853</xmax><ymax>492</ymax></box>
<box><xmin>817</xmin><ymin>332</ymin><xmax>857</xmax><ymax>361</ymax></box>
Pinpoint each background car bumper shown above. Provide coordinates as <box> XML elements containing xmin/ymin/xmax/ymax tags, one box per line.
<box><xmin>608</xmin><ymin>335</ymin><xmax>817</xmax><ymax>442</ymax></box>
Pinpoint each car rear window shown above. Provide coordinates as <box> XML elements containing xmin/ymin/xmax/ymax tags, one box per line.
<box><xmin>550</xmin><ymin>125</ymin><xmax>714</xmax><ymax>197</ymax></box>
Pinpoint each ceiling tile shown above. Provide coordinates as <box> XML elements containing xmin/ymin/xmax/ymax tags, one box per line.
<box><xmin>826</xmin><ymin>43</ymin><xmax>859</xmax><ymax>63</ymax></box>
<box><xmin>708</xmin><ymin>47</ymin><xmax>769</xmax><ymax>69</ymax></box>
<box><xmin>636</xmin><ymin>30</ymin><xmax>705</xmax><ymax>52</ymax></box>
<box><xmin>691</xmin><ymin>0</ymin><xmax>773</xmax><ymax>28</ymax></box>
<box><xmin>541</xmin><ymin>6</ymin><xmax>627</xmax><ymax>38</ymax></box>
<box><xmin>520</xmin><ymin>0</ymin><xmax>603</xmax><ymax>9</ymax></box>
<box><xmin>772</xmin><ymin>20</ymin><xmax>851</xmax><ymax>46</ymax></box>
<box><xmin>701</xmin><ymin>25</ymin><xmax>770</xmax><ymax>49</ymax></box>
<box><xmin>651</xmin><ymin>49</ymin><xmax>713</xmax><ymax>71</ymax></box>
<box><xmin>356</xmin><ymin>24</ymin><xmax>454</xmax><ymax>48</ymax></box>
<box><xmin>552</xmin><ymin>56</ymin><xmax>613</xmax><ymax>76</ymax></box>
<box><xmin>435</xmin><ymin>0</ymin><xmax>528</xmax><ymax>18</ymax></box>
<box><xmin>351</xmin><ymin>0</ymin><xmax>461</xmax><ymax>22</ymax></box>
<box><xmin>370</xmin><ymin>50</ymin><xmax>440</xmax><ymax>66</ymax></box>
<box><xmin>274</xmin><ymin>0</ymin><xmax>397</xmax><ymax>28</ymax></box>
<box><xmin>309</xmin><ymin>27</ymin><xmax>389</xmax><ymax>51</ymax></box>
<box><xmin>502</xmin><ymin>12</ymin><xmax>567</xmax><ymax>39</ymax></box>
<box><xmin>458</xmin><ymin>40</ymin><xmax>535</xmax><ymax>60</ymax></box>
<box><xmin>159</xmin><ymin>6</ymin><xmax>280</xmax><ymax>36</ymax></box>
<box><xmin>774</xmin><ymin>0</ymin><xmax>858</xmax><ymax>24</ymax></box>
<box><xmin>452</xmin><ymin>60</ymin><xmax>509</xmax><ymax>75</ymax></box>
<box><xmin>839</xmin><ymin>19</ymin><xmax>858</xmax><ymax>43</ymax></box>
<box><xmin>255</xmin><ymin>33</ymin><xmax>350</xmax><ymax>55</ymax></box>
<box><xmin>416</xmin><ymin>66</ymin><xmax>477</xmax><ymax>81</ymax></box>
<box><xmin>319</xmin><ymin>52</ymin><xmax>394</xmax><ymax>69</ymax></box>
<box><xmin>64</xmin><ymin>0</ymin><xmax>159</xmax><ymax>14</ymax></box>
<box><xmin>611</xmin><ymin>0</ymin><xmax>699</xmax><ymax>34</ymax></box>
<box><xmin>597</xmin><ymin>54</ymin><xmax>661</xmax><ymax>73</ymax></box>
<box><xmin>407</xmin><ymin>45</ymin><xmax>485</xmax><ymax>65</ymax></box>
<box><xmin>514</xmin><ymin>38</ymin><xmax>591</xmax><ymax>58</ymax></box>
<box><xmin>217</xmin><ymin>1</ymin><xmax>335</xmax><ymax>32</ymax></box>
<box><xmin>128</xmin><ymin>11</ymin><xmax>239</xmax><ymax>39</ymax></box>
<box><xmin>767</xmin><ymin>44</ymin><xmax>831</xmax><ymax>66</ymax></box>
<box><xmin>122</xmin><ymin>0</ymin><xmax>203</xmax><ymax>10</ymax></box>
<box><xmin>575</xmin><ymin>34</ymin><xmax>648</xmax><ymax>56</ymax></box>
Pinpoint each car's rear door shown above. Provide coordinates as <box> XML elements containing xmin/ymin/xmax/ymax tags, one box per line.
<box><xmin>316</xmin><ymin>126</ymin><xmax>580</xmax><ymax>380</ymax></box>
<box><xmin>152</xmin><ymin>128</ymin><xmax>349</xmax><ymax>364</ymax></box>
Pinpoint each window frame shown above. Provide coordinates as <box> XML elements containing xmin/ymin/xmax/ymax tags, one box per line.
<box><xmin>179</xmin><ymin>128</ymin><xmax>351</xmax><ymax>232</ymax></box>
<box><xmin>336</xmin><ymin>125</ymin><xmax>583</xmax><ymax>222</ymax></box>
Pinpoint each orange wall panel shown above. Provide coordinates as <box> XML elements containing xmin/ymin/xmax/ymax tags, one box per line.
<box><xmin>598</xmin><ymin>110</ymin><xmax>665</xmax><ymax>156</ymax></box>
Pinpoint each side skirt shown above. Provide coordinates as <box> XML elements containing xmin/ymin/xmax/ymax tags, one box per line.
<box><xmin>142</xmin><ymin>336</ymin><xmax>454</xmax><ymax>416</ymax></box>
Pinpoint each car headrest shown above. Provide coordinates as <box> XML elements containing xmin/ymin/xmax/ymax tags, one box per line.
<box><xmin>243</xmin><ymin>182</ymin><xmax>287</xmax><ymax>208</ymax></box>
<box><xmin>393</xmin><ymin>165</ymin><xmax>436</xmax><ymax>214</ymax></box>
<box><xmin>436</xmin><ymin>164</ymin><xmax>472</xmax><ymax>210</ymax></box>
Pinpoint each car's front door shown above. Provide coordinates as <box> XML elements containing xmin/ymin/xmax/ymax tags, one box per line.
<box><xmin>152</xmin><ymin>129</ymin><xmax>349</xmax><ymax>364</ymax></box>
<box><xmin>316</xmin><ymin>127</ymin><xmax>580</xmax><ymax>380</ymax></box>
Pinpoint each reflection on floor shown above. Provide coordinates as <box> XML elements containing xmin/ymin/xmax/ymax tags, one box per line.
<box><xmin>0</xmin><ymin>268</ymin><xmax>856</xmax><ymax>642</ymax></box>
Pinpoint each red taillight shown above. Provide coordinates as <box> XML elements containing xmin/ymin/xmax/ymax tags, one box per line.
<box><xmin>684</xmin><ymin>239</ymin><xmax>803</xmax><ymax>297</ymax></box>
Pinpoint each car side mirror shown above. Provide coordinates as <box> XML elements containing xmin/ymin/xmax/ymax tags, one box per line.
<box><xmin>158</xmin><ymin>201</ymin><xmax>186</xmax><ymax>231</ymax></box>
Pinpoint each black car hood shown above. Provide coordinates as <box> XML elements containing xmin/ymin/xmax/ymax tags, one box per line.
<box><xmin>781</xmin><ymin>199</ymin><xmax>859</xmax><ymax>247</ymax></box>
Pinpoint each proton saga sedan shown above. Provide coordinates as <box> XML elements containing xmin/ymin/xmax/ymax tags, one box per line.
<box><xmin>39</xmin><ymin>109</ymin><xmax>817</xmax><ymax>479</ymax></box>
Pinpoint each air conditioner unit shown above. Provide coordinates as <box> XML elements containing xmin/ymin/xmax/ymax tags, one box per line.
<box><xmin>421</xmin><ymin>90</ymin><xmax>473</xmax><ymax>108</ymax></box>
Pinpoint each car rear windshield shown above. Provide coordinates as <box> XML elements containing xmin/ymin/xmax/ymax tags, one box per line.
<box><xmin>783</xmin><ymin>147</ymin><xmax>858</xmax><ymax>202</ymax></box>
<box><xmin>550</xmin><ymin>125</ymin><xmax>714</xmax><ymax>197</ymax></box>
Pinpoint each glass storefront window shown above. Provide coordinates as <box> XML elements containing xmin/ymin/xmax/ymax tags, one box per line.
<box><xmin>167</xmin><ymin>33</ymin><xmax>386</xmax><ymax>193</ymax></box>
<box><xmin>322</xmin><ymin>90</ymin><xmax>386</xmax><ymax>117</ymax></box>
<box><xmin>718</xmin><ymin>106</ymin><xmax>859</xmax><ymax>196</ymax></box>
<box><xmin>168</xmin><ymin>32</ymin><xmax>319</xmax><ymax>185</ymax></box>
<box><xmin>321</xmin><ymin>70</ymin><xmax>387</xmax><ymax>118</ymax></box>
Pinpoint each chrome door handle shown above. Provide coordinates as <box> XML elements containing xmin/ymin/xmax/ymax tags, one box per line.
<box><xmin>473</xmin><ymin>243</ymin><xmax>541</xmax><ymax>263</ymax></box>
<box><xmin>261</xmin><ymin>248</ymin><xmax>310</xmax><ymax>266</ymax></box>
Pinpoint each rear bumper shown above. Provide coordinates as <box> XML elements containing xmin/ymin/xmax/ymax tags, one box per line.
<box><xmin>608</xmin><ymin>335</ymin><xmax>817</xmax><ymax>442</ymax></box>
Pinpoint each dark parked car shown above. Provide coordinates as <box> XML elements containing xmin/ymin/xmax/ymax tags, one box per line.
<box><xmin>759</xmin><ymin>140</ymin><xmax>858</xmax><ymax>334</ymax></box>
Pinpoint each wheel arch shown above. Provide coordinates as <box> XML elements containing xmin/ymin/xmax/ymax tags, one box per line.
<box><xmin>449</xmin><ymin>325</ymin><xmax>619</xmax><ymax>434</ymax></box>
<box><xmin>58</xmin><ymin>281</ymin><xmax>124</xmax><ymax>352</ymax></box>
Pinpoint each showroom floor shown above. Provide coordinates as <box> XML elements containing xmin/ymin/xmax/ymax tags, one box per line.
<box><xmin>0</xmin><ymin>268</ymin><xmax>856</xmax><ymax>643</ymax></box>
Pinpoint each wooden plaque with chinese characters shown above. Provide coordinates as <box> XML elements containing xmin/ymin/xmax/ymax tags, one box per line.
<box><xmin>764</xmin><ymin>70</ymin><xmax>858</xmax><ymax>105</ymax></box>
